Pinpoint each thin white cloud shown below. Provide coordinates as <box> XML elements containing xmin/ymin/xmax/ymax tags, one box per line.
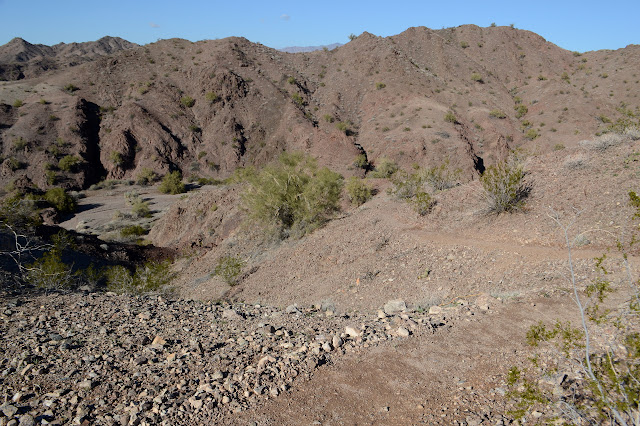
<box><xmin>280</xmin><ymin>14</ymin><xmax>290</xmax><ymax>21</ymax></box>
<box><xmin>149</xmin><ymin>22</ymin><xmax>160</xmax><ymax>28</ymax></box>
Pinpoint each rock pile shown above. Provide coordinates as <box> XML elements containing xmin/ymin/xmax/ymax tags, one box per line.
<box><xmin>0</xmin><ymin>292</ymin><xmax>456</xmax><ymax>425</ymax></box>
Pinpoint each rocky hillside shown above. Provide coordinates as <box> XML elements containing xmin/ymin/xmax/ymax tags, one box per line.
<box><xmin>0</xmin><ymin>291</ymin><xmax>456</xmax><ymax>425</ymax></box>
<box><xmin>0</xmin><ymin>25</ymin><xmax>638</xmax><ymax>192</ymax></box>
<box><xmin>0</xmin><ymin>37</ymin><xmax>137</xmax><ymax>81</ymax></box>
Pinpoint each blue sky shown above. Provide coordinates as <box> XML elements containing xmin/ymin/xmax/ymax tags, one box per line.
<box><xmin>0</xmin><ymin>0</ymin><xmax>638</xmax><ymax>52</ymax></box>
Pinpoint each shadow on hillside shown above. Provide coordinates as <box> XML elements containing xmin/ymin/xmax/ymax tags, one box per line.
<box><xmin>0</xmin><ymin>225</ymin><xmax>176</xmax><ymax>301</ymax></box>
<box><xmin>75</xmin><ymin>203</ymin><xmax>102</xmax><ymax>213</ymax></box>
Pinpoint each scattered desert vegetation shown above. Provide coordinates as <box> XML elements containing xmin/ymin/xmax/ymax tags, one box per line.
<box><xmin>1</xmin><ymin>24</ymin><xmax>639</xmax><ymax>425</ymax></box>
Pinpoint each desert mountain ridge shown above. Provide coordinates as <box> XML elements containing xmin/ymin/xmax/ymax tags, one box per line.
<box><xmin>0</xmin><ymin>24</ymin><xmax>640</xmax><ymax>425</ymax></box>
<box><xmin>0</xmin><ymin>24</ymin><xmax>638</xmax><ymax>192</ymax></box>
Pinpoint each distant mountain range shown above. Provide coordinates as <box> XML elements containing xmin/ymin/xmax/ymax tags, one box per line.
<box><xmin>0</xmin><ymin>36</ymin><xmax>137</xmax><ymax>80</ymax></box>
<box><xmin>279</xmin><ymin>43</ymin><xmax>342</xmax><ymax>53</ymax></box>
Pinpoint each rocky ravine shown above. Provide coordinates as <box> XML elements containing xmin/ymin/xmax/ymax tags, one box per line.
<box><xmin>0</xmin><ymin>291</ymin><xmax>488</xmax><ymax>425</ymax></box>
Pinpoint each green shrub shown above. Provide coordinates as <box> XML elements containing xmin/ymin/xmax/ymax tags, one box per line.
<box><xmin>12</xmin><ymin>99</ymin><xmax>24</xmax><ymax>108</ymax></box>
<box><xmin>410</xmin><ymin>191</ymin><xmax>435</xmax><ymax>216</ymax></box>
<box><xmin>214</xmin><ymin>255</ymin><xmax>245</xmax><ymax>286</ymax></box>
<box><xmin>5</xmin><ymin>157</ymin><xmax>25</xmax><ymax>171</ymax></box>
<box><xmin>25</xmin><ymin>249</ymin><xmax>74</xmax><ymax>289</ymax></box>
<box><xmin>120</xmin><ymin>225</ymin><xmax>147</xmax><ymax>237</ymax></box>
<box><xmin>242</xmin><ymin>152</ymin><xmax>343</xmax><ymax>238</ymax></box>
<box><xmin>323</xmin><ymin>114</ymin><xmax>334</xmax><ymax>123</ymax></box>
<box><xmin>12</xmin><ymin>137</ymin><xmax>27</xmax><ymax>150</ymax></box>
<box><xmin>375</xmin><ymin>82</ymin><xmax>386</xmax><ymax>90</ymax></box>
<box><xmin>389</xmin><ymin>169</ymin><xmax>435</xmax><ymax>215</ymax></box>
<box><xmin>370</xmin><ymin>157</ymin><xmax>399</xmax><ymax>178</ymax></box>
<box><xmin>291</xmin><ymin>93</ymin><xmax>304</xmax><ymax>106</ymax></box>
<box><xmin>205</xmin><ymin>92</ymin><xmax>219</xmax><ymax>103</ymax></box>
<box><xmin>44</xmin><ymin>188</ymin><xmax>77</xmax><ymax>214</ymax></box>
<box><xmin>444</xmin><ymin>111</ymin><xmax>458</xmax><ymax>124</ymax></box>
<box><xmin>0</xmin><ymin>194</ymin><xmax>42</xmax><ymax>231</ymax></box>
<box><xmin>287</xmin><ymin>76</ymin><xmax>296</xmax><ymax>85</ymax></box>
<box><xmin>58</xmin><ymin>155</ymin><xmax>81</xmax><ymax>172</ymax></box>
<box><xmin>110</xmin><ymin>151</ymin><xmax>124</xmax><ymax>166</ymax></box>
<box><xmin>460</xmin><ymin>41</ymin><xmax>469</xmax><ymax>49</ymax></box>
<box><xmin>353</xmin><ymin>153</ymin><xmax>368</xmax><ymax>169</ymax></box>
<box><xmin>345</xmin><ymin>177</ymin><xmax>373</xmax><ymax>206</ymax></box>
<box><xmin>136</xmin><ymin>168</ymin><xmax>158</xmax><ymax>185</ymax></box>
<box><xmin>514</xmin><ymin>104</ymin><xmax>528</xmax><ymax>118</ymax></box>
<box><xmin>471</xmin><ymin>73</ymin><xmax>483</xmax><ymax>83</ymax></box>
<box><xmin>524</xmin><ymin>128</ymin><xmax>539</xmax><ymax>140</ymax></box>
<box><xmin>489</xmin><ymin>109</ymin><xmax>507</xmax><ymax>119</ymax></box>
<box><xmin>480</xmin><ymin>159</ymin><xmax>529</xmax><ymax>214</ymax></box>
<box><xmin>507</xmin><ymin>199</ymin><xmax>640</xmax><ymax>423</ymax></box>
<box><xmin>180</xmin><ymin>96</ymin><xmax>195</xmax><ymax>108</ymax></box>
<box><xmin>131</xmin><ymin>201</ymin><xmax>151</xmax><ymax>218</ymax></box>
<box><xmin>105</xmin><ymin>261</ymin><xmax>173</xmax><ymax>294</ymax></box>
<box><xmin>46</xmin><ymin>171</ymin><xmax>57</xmax><ymax>185</ymax></box>
<box><xmin>424</xmin><ymin>160</ymin><xmax>462</xmax><ymax>191</ymax></box>
<box><xmin>335</xmin><ymin>121</ymin><xmax>349</xmax><ymax>133</ymax></box>
<box><xmin>64</xmin><ymin>83</ymin><xmax>78</xmax><ymax>93</ymax></box>
<box><xmin>158</xmin><ymin>171</ymin><xmax>186</xmax><ymax>194</ymax></box>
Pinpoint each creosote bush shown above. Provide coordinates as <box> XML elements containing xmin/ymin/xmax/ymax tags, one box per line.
<box><xmin>58</xmin><ymin>155</ymin><xmax>81</xmax><ymax>172</ymax></box>
<box><xmin>345</xmin><ymin>177</ymin><xmax>373</xmax><ymax>206</ymax></box>
<box><xmin>158</xmin><ymin>171</ymin><xmax>186</xmax><ymax>194</ymax></box>
<box><xmin>480</xmin><ymin>158</ymin><xmax>530</xmax><ymax>214</ymax></box>
<box><xmin>120</xmin><ymin>225</ymin><xmax>147</xmax><ymax>238</ymax></box>
<box><xmin>444</xmin><ymin>111</ymin><xmax>458</xmax><ymax>124</ymax></box>
<box><xmin>180</xmin><ymin>96</ymin><xmax>195</xmax><ymax>108</ymax></box>
<box><xmin>214</xmin><ymin>255</ymin><xmax>245</xmax><ymax>286</ymax></box>
<box><xmin>242</xmin><ymin>152</ymin><xmax>343</xmax><ymax>239</ymax></box>
<box><xmin>353</xmin><ymin>153</ymin><xmax>368</xmax><ymax>169</ymax></box>
<box><xmin>44</xmin><ymin>188</ymin><xmax>77</xmax><ymax>214</ymax></box>
<box><xmin>136</xmin><ymin>168</ymin><xmax>158</xmax><ymax>186</ymax></box>
<box><xmin>507</xmin><ymin>200</ymin><xmax>640</xmax><ymax>424</ymax></box>
<box><xmin>388</xmin><ymin>167</ymin><xmax>437</xmax><ymax>216</ymax></box>
<box><xmin>489</xmin><ymin>109</ymin><xmax>507</xmax><ymax>119</ymax></box>
<box><xmin>471</xmin><ymin>73</ymin><xmax>483</xmax><ymax>83</ymax></box>
<box><xmin>370</xmin><ymin>157</ymin><xmax>398</xmax><ymax>178</ymax></box>
<box><xmin>105</xmin><ymin>261</ymin><xmax>173</xmax><ymax>294</ymax></box>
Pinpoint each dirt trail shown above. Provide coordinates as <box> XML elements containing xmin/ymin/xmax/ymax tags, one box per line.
<box><xmin>407</xmin><ymin>227</ymin><xmax>629</xmax><ymax>262</ymax></box>
<box><xmin>226</xmin><ymin>295</ymin><xmax>579</xmax><ymax>425</ymax></box>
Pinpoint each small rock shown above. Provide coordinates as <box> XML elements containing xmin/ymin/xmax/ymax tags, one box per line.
<box><xmin>18</xmin><ymin>415</ymin><xmax>35</xmax><ymax>426</ymax></box>
<box><xmin>1</xmin><ymin>404</ymin><xmax>18</xmax><ymax>417</ymax></box>
<box><xmin>78</xmin><ymin>380</ymin><xmax>94</xmax><ymax>390</ymax></box>
<box><xmin>397</xmin><ymin>327</ymin><xmax>410</xmax><ymax>337</ymax></box>
<box><xmin>428</xmin><ymin>305</ymin><xmax>443</xmax><ymax>315</ymax></box>
<box><xmin>322</xmin><ymin>342</ymin><xmax>332</xmax><ymax>352</ymax></box>
<box><xmin>332</xmin><ymin>335</ymin><xmax>343</xmax><ymax>348</ymax></box>
<box><xmin>151</xmin><ymin>336</ymin><xmax>166</xmax><ymax>346</ymax></box>
<box><xmin>285</xmin><ymin>305</ymin><xmax>301</xmax><ymax>314</ymax></box>
<box><xmin>188</xmin><ymin>397</ymin><xmax>203</xmax><ymax>410</ymax></box>
<box><xmin>257</xmin><ymin>356</ymin><xmax>276</xmax><ymax>373</ymax></box>
<box><xmin>383</xmin><ymin>300</ymin><xmax>407</xmax><ymax>315</ymax></box>
<box><xmin>222</xmin><ymin>309</ymin><xmax>243</xmax><ymax>321</ymax></box>
<box><xmin>345</xmin><ymin>326</ymin><xmax>361</xmax><ymax>338</ymax></box>
<box><xmin>20</xmin><ymin>364</ymin><xmax>33</xmax><ymax>376</ymax></box>
<box><xmin>221</xmin><ymin>396</ymin><xmax>230</xmax><ymax>404</ymax></box>
<box><xmin>133</xmin><ymin>357</ymin><xmax>148</xmax><ymax>366</ymax></box>
<box><xmin>166</xmin><ymin>353</ymin><xmax>176</xmax><ymax>362</ymax></box>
